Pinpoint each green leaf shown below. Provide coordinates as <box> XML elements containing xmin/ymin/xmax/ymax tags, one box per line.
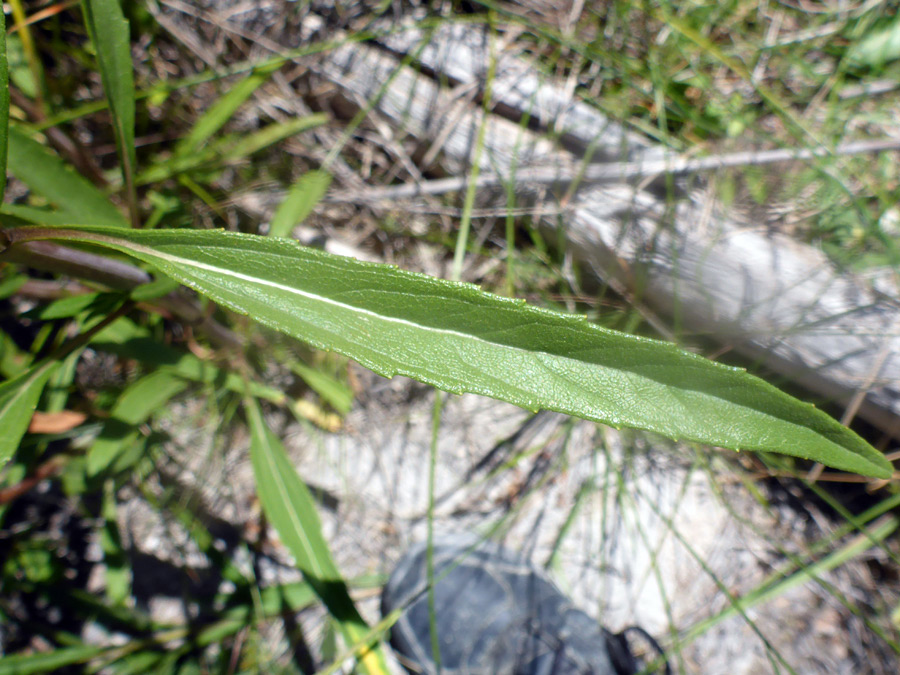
<box><xmin>0</xmin><ymin>272</ymin><xmax>26</xmax><ymax>300</ymax></box>
<box><xmin>0</xmin><ymin>644</ymin><xmax>110</xmax><ymax>675</ymax></box>
<box><xmin>0</xmin><ymin>329</ymin><xmax>30</xmax><ymax>379</ymax></box>
<box><xmin>128</xmin><ymin>275</ymin><xmax>180</xmax><ymax>301</ymax></box>
<box><xmin>221</xmin><ymin>116</ymin><xmax>328</xmax><ymax>162</ymax></box>
<box><xmin>0</xmin><ymin>361</ymin><xmax>59</xmax><ymax>467</ymax></box>
<box><xmin>848</xmin><ymin>16</ymin><xmax>900</xmax><ymax>68</ymax></box>
<box><xmin>0</xmin><ymin>203</ymin><xmax>112</xmax><ymax>227</ymax></box>
<box><xmin>681</xmin><ymin>514</ymin><xmax>899</xmax><ymax>647</ymax></box>
<box><xmin>81</xmin><ymin>0</ymin><xmax>137</xmax><ymax>218</ymax></box>
<box><xmin>88</xmin><ymin>369</ymin><xmax>189</xmax><ymax>475</ymax></box>
<box><xmin>104</xmin><ymin>652</ymin><xmax>165</xmax><ymax>675</ymax></box>
<box><xmin>22</xmin><ymin>291</ymin><xmax>123</xmax><ymax>320</ymax></box>
<box><xmin>6</xmin><ymin>127</ymin><xmax>128</xmax><ymax>227</ymax></box>
<box><xmin>45</xmin><ymin>348</ymin><xmax>84</xmax><ymax>414</ymax></box>
<box><xmin>176</xmin><ymin>61</ymin><xmax>282</xmax><ymax>156</ymax></box>
<box><xmin>245</xmin><ymin>396</ymin><xmax>390</xmax><ymax>674</ymax></box>
<box><xmin>138</xmin><ymin>114</ymin><xmax>328</xmax><ymax>185</ymax></box>
<box><xmin>14</xmin><ymin>226</ymin><xmax>893</xmax><ymax>478</ymax></box>
<box><xmin>5</xmin><ymin>33</ymin><xmax>37</xmax><ymax>99</ymax></box>
<box><xmin>290</xmin><ymin>359</ymin><xmax>353</xmax><ymax>415</ymax></box>
<box><xmin>101</xmin><ymin>478</ymin><xmax>130</xmax><ymax>604</ymax></box>
<box><xmin>268</xmin><ymin>170</ymin><xmax>332</xmax><ymax>238</ymax></box>
<box><xmin>0</xmin><ymin>9</ymin><xmax>9</xmax><ymax>203</ymax></box>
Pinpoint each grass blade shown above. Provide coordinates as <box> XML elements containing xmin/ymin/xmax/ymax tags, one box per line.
<box><xmin>268</xmin><ymin>170</ymin><xmax>333</xmax><ymax>238</ymax></box>
<box><xmin>0</xmin><ymin>644</ymin><xmax>110</xmax><ymax>675</ymax></box>
<box><xmin>81</xmin><ymin>0</ymin><xmax>137</xmax><ymax>225</ymax></box>
<box><xmin>220</xmin><ymin>116</ymin><xmax>329</xmax><ymax>163</ymax></box>
<box><xmin>6</xmin><ymin>126</ymin><xmax>128</xmax><ymax>227</ymax></box>
<box><xmin>0</xmin><ymin>8</ymin><xmax>9</xmax><ymax>202</ymax></box>
<box><xmin>137</xmin><ymin>114</ymin><xmax>328</xmax><ymax>185</ymax></box>
<box><xmin>176</xmin><ymin>61</ymin><xmax>281</xmax><ymax>155</ymax></box>
<box><xmin>6</xmin><ymin>226</ymin><xmax>892</xmax><ymax>478</ymax></box>
<box><xmin>244</xmin><ymin>396</ymin><xmax>390</xmax><ymax>673</ymax></box>
<box><xmin>680</xmin><ymin>515</ymin><xmax>899</xmax><ymax>648</ymax></box>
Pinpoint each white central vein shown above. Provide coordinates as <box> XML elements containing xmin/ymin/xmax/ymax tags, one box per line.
<box><xmin>132</xmin><ymin>243</ymin><xmax>558</xmax><ymax>355</ymax></box>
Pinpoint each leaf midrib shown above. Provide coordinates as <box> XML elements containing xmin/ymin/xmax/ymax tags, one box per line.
<box><xmin>97</xmin><ymin>237</ymin><xmax>578</xmax><ymax>361</ymax></box>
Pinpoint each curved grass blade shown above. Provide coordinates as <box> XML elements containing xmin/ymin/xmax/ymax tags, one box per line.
<box><xmin>82</xmin><ymin>0</ymin><xmax>137</xmax><ymax>225</ymax></box>
<box><xmin>0</xmin><ymin>8</ymin><xmax>9</xmax><ymax>202</ymax></box>
<box><xmin>176</xmin><ymin>61</ymin><xmax>282</xmax><ymax>156</ymax></box>
<box><xmin>245</xmin><ymin>396</ymin><xmax>390</xmax><ymax>674</ymax></box>
<box><xmin>6</xmin><ymin>226</ymin><xmax>892</xmax><ymax>478</ymax></box>
<box><xmin>218</xmin><ymin>116</ymin><xmax>329</xmax><ymax>163</ymax></box>
<box><xmin>137</xmin><ymin>114</ymin><xmax>328</xmax><ymax>185</ymax></box>
<box><xmin>6</xmin><ymin>127</ymin><xmax>128</xmax><ymax>227</ymax></box>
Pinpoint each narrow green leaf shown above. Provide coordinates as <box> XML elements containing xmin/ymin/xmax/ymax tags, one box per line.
<box><xmin>257</xmin><ymin>580</ymin><xmax>318</xmax><ymax>616</ymax></box>
<box><xmin>246</xmin><ymin>397</ymin><xmax>341</xmax><ymax>582</ymax></box>
<box><xmin>14</xmin><ymin>226</ymin><xmax>893</xmax><ymax>478</ymax></box>
<box><xmin>86</xmin><ymin>423</ymin><xmax>136</xmax><ymax>477</ymax></box>
<box><xmin>0</xmin><ymin>644</ymin><xmax>110</xmax><ymax>675</ymax></box>
<box><xmin>101</xmin><ymin>479</ymin><xmax>131</xmax><ymax>604</ymax></box>
<box><xmin>848</xmin><ymin>16</ymin><xmax>900</xmax><ymax>68</ymax></box>
<box><xmin>680</xmin><ymin>514</ymin><xmax>899</xmax><ymax>648</ymax></box>
<box><xmin>290</xmin><ymin>360</ymin><xmax>353</xmax><ymax>415</ymax></box>
<box><xmin>88</xmin><ymin>369</ymin><xmax>188</xmax><ymax>475</ymax></box>
<box><xmin>135</xmin><ymin>152</ymin><xmax>213</xmax><ymax>186</ymax></box>
<box><xmin>0</xmin><ymin>272</ymin><xmax>26</xmax><ymax>300</ymax></box>
<box><xmin>0</xmin><ymin>203</ymin><xmax>111</xmax><ymax>227</ymax></box>
<box><xmin>81</xmin><ymin>0</ymin><xmax>137</xmax><ymax>219</ymax></box>
<box><xmin>137</xmin><ymin>114</ymin><xmax>328</xmax><ymax>185</ymax></box>
<box><xmin>0</xmin><ymin>329</ymin><xmax>30</xmax><ymax>379</ymax></box>
<box><xmin>23</xmin><ymin>291</ymin><xmax>123</xmax><ymax>320</ymax></box>
<box><xmin>0</xmin><ymin>9</ymin><xmax>10</xmax><ymax>202</ymax></box>
<box><xmin>176</xmin><ymin>61</ymin><xmax>281</xmax><ymax>155</ymax></box>
<box><xmin>104</xmin><ymin>652</ymin><xmax>165</xmax><ymax>675</ymax></box>
<box><xmin>269</xmin><ymin>170</ymin><xmax>333</xmax><ymax>238</ymax></box>
<box><xmin>0</xmin><ymin>361</ymin><xmax>58</xmax><ymax>467</ymax></box>
<box><xmin>6</xmin><ymin>127</ymin><xmax>128</xmax><ymax>227</ymax></box>
<box><xmin>245</xmin><ymin>396</ymin><xmax>390</xmax><ymax>674</ymax></box>
<box><xmin>221</xmin><ymin>116</ymin><xmax>328</xmax><ymax>162</ymax></box>
<box><xmin>5</xmin><ymin>33</ymin><xmax>37</xmax><ymax>99</ymax></box>
<box><xmin>128</xmin><ymin>276</ymin><xmax>180</xmax><ymax>302</ymax></box>
<box><xmin>45</xmin><ymin>347</ymin><xmax>84</xmax><ymax>414</ymax></box>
